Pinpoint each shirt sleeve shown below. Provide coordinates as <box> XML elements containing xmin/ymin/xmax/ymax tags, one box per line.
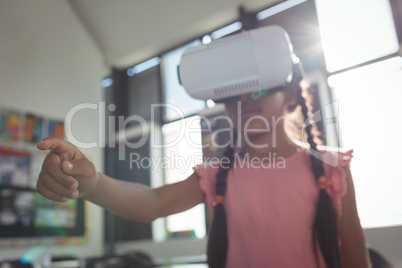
<box><xmin>322</xmin><ymin>148</ymin><xmax>354</xmax><ymax>218</ymax></box>
<box><xmin>193</xmin><ymin>162</ymin><xmax>220</xmax><ymax>208</ymax></box>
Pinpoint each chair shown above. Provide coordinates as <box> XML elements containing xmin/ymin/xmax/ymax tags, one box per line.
<box><xmin>119</xmin><ymin>252</ymin><xmax>153</xmax><ymax>268</ymax></box>
<box><xmin>79</xmin><ymin>252</ymin><xmax>153</xmax><ymax>268</ymax></box>
<box><xmin>369</xmin><ymin>248</ymin><xmax>394</xmax><ymax>268</ymax></box>
<box><xmin>0</xmin><ymin>260</ymin><xmax>35</xmax><ymax>268</ymax></box>
<box><xmin>79</xmin><ymin>256</ymin><xmax>125</xmax><ymax>268</ymax></box>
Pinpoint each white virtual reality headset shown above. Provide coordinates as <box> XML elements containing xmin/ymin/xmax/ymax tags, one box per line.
<box><xmin>178</xmin><ymin>25</ymin><xmax>303</xmax><ymax>102</ymax></box>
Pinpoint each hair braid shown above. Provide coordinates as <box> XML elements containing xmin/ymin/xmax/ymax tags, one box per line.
<box><xmin>207</xmin><ymin>132</ymin><xmax>237</xmax><ymax>268</ymax></box>
<box><xmin>297</xmin><ymin>87</ymin><xmax>341</xmax><ymax>268</ymax></box>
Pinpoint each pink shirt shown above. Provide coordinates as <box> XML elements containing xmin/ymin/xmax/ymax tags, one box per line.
<box><xmin>193</xmin><ymin>148</ymin><xmax>353</xmax><ymax>268</ymax></box>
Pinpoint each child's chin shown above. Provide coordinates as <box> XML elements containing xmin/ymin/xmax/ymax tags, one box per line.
<box><xmin>242</xmin><ymin>121</ymin><xmax>271</xmax><ymax>133</ymax></box>
<box><xmin>244</xmin><ymin>131</ymin><xmax>269</xmax><ymax>137</ymax></box>
<box><xmin>243</xmin><ymin>127</ymin><xmax>272</xmax><ymax>138</ymax></box>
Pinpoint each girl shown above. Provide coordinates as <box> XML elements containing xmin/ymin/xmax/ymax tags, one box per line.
<box><xmin>36</xmin><ymin>69</ymin><xmax>369</xmax><ymax>268</ymax></box>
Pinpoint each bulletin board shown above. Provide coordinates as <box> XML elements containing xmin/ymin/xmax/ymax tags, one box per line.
<box><xmin>0</xmin><ymin>107</ymin><xmax>88</xmax><ymax>247</ymax></box>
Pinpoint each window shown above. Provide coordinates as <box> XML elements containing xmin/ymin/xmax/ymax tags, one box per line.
<box><xmin>329</xmin><ymin>57</ymin><xmax>402</xmax><ymax>228</ymax></box>
<box><xmin>162</xmin><ymin>116</ymin><xmax>206</xmax><ymax>238</ymax></box>
<box><xmin>162</xmin><ymin>41</ymin><xmax>206</xmax><ymax>122</ymax></box>
<box><xmin>316</xmin><ymin>0</ymin><xmax>402</xmax><ymax>228</ymax></box>
<box><xmin>315</xmin><ymin>0</ymin><xmax>399</xmax><ymax>72</ymax></box>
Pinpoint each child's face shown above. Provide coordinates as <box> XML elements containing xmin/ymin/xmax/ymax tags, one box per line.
<box><xmin>224</xmin><ymin>89</ymin><xmax>296</xmax><ymax>136</ymax></box>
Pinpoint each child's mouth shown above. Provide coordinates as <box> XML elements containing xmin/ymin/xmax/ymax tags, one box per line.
<box><xmin>239</xmin><ymin>107</ymin><xmax>261</xmax><ymax>119</ymax></box>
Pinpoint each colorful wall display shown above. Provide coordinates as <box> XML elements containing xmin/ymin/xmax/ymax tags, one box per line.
<box><xmin>0</xmin><ymin>107</ymin><xmax>87</xmax><ymax>247</ymax></box>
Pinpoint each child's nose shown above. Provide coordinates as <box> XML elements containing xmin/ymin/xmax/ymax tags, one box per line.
<box><xmin>237</xmin><ymin>93</ymin><xmax>253</xmax><ymax>103</ymax></box>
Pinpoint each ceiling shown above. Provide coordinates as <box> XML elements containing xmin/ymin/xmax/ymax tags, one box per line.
<box><xmin>68</xmin><ymin>0</ymin><xmax>280</xmax><ymax>69</ymax></box>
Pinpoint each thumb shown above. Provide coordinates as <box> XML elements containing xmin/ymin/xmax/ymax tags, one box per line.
<box><xmin>62</xmin><ymin>158</ymin><xmax>96</xmax><ymax>179</ymax></box>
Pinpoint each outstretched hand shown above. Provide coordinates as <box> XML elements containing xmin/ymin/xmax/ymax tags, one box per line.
<box><xmin>36</xmin><ymin>137</ymin><xmax>98</xmax><ymax>202</ymax></box>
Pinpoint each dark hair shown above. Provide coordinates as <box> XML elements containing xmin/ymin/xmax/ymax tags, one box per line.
<box><xmin>207</xmin><ymin>83</ymin><xmax>341</xmax><ymax>268</ymax></box>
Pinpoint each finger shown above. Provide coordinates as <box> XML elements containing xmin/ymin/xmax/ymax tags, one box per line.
<box><xmin>43</xmin><ymin>152</ymin><xmax>79</xmax><ymax>189</ymax></box>
<box><xmin>37</xmin><ymin>178</ymin><xmax>70</xmax><ymax>202</ymax></box>
<box><xmin>39</xmin><ymin>170</ymin><xmax>79</xmax><ymax>198</ymax></box>
<box><xmin>37</xmin><ymin>137</ymin><xmax>79</xmax><ymax>159</ymax></box>
<box><xmin>62</xmin><ymin>159</ymin><xmax>96</xmax><ymax>179</ymax></box>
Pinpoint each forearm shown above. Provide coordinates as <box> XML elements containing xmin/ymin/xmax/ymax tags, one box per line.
<box><xmin>340</xmin><ymin>224</ymin><xmax>371</xmax><ymax>268</ymax></box>
<box><xmin>339</xmin><ymin>166</ymin><xmax>371</xmax><ymax>268</ymax></box>
<box><xmin>84</xmin><ymin>172</ymin><xmax>159</xmax><ymax>222</ymax></box>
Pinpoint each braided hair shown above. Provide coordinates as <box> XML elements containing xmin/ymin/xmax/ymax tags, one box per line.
<box><xmin>296</xmin><ymin>86</ymin><xmax>341</xmax><ymax>268</ymax></box>
<box><xmin>206</xmin><ymin>83</ymin><xmax>341</xmax><ymax>268</ymax></box>
<box><xmin>207</xmin><ymin>131</ymin><xmax>236</xmax><ymax>268</ymax></box>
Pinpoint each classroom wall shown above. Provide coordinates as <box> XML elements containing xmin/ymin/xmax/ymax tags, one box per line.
<box><xmin>0</xmin><ymin>0</ymin><xmax>106</xmax><ymax>261</ymax></box>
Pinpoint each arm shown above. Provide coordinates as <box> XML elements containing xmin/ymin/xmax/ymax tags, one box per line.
<box><xmin>339</xmin><ymin>165</ymin><xmax>371</xmax><ymax>268</ymax></box>
<box><xmin>36</xmin><ymin>137</ymin><xmax>205</xmax><ymax>222</ymax></box>
<box><xmin>84</xmin><ymin>172</ymin><xmax>204</xmax><ymax>222</ymax></box>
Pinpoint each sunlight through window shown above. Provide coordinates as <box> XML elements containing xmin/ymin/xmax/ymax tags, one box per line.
<box><xmin>162</xmin><ymin>41</ymin><xmax>205</xmax><ymax>122</ymax></box>
<box><xmin>315</xmin><ymin>0</ymin><xmax>399</xmax><ymax>72</ymax></box>
<box><xmin>162</xmin><ymin>116</ymin><xmax>206</xmax><ymax>238</ymax></box>
<box><xmin>329</xmin><ymin>57</ymin><xmax>402</xmax><ymax>228</ymax></box>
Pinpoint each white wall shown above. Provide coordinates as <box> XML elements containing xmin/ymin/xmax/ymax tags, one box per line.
<box><xmin>0</xmin><ymin>0</ymin><xmax>106</xmax><ymax>261</ymax></box>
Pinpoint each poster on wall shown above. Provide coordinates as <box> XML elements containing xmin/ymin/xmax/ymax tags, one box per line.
<box><xmin>24</xmin><ymin>113</ymin><xmax>44</xmax><ymax>144</ymax></box>
<box><xmin>0</xmin><ymin>109</ymin><xmax>22</xmax><ymax>143</ymax></box>
<box><xmin>30</xmin><ymin>151</ymin><xmax>46</xmax><ymax>188</ymax></box>
<box><xmin>0</xmin><ymin>107</ymin><xmax>87</xmax><ymax>245</ymax></box>
<box><xmin>0</xmin><ymin>148</ymin><xmax>31</xmax><ymax>188</ymax></box>
<box><xmin>47</xmin><ymin>119</ymin><xmax>64</xmax><ymax>139</ymax></box>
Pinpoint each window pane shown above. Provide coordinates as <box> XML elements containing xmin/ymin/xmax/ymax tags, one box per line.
<box><xmin>316</xmin><ymin>0</ymin><xmax>399</xmax><ymax>72</ymax></box>
<box><xmin>127</xmin><ymin>65</ymin><xmax>162</xmax><ymax>124</ymax></box>
<box><xmin>105</xmin><ymin>133</ymin><xmax>153</xmax><ymax>241</ymax></box>
<box><xmin>162</xmin><ymin>116</ymin><xmax>206</xmax><ymax>238</ymax></box>
<box><xmin>162</xmin><ymin>41</ymin><xmax>206</xmax><ymax>122</ymax></box>
<box><xmin>329</xmin><ymin>57</ymin><xmax>402</xmax><ymax>228</ymax></box>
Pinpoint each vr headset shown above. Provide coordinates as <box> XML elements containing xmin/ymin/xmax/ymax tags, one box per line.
<box><xmin>177</xmin><ymin>25</ymin><xmax>303</xmax><ymax>102</ymax></box>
